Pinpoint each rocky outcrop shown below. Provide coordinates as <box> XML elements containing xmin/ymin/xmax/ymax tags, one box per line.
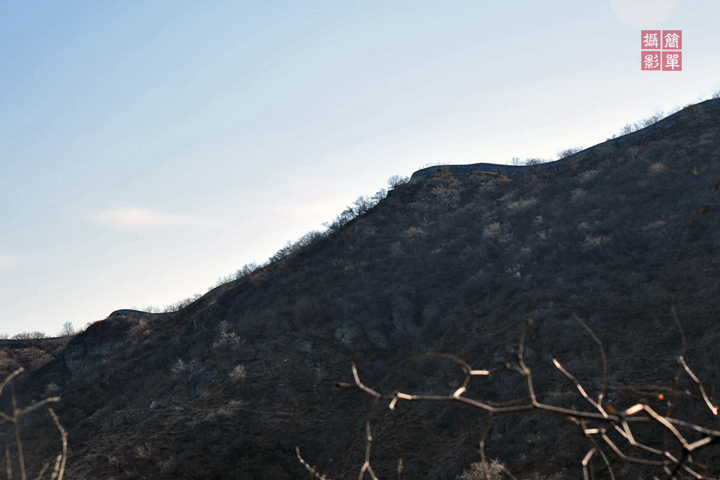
<box><xmin>64</xmin><ymin>341</ymin><xmax>115</xmax><ymax>377</ymax></box>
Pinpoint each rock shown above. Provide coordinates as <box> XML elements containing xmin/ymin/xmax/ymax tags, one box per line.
<box><xmin>334</xmin><ymin>322</ymin><xmax>362</xmax><ymax>348</ymax></box>
<box><xmin>305</xmin><ymin>357</ymin><xmax>320</xmax><ymax>368</ymax></box>
<box><xmin>295</xmin><ymin>341</ymin><xmax>313</xmax><ymax>353</ymax></box>
<box><xmin>187</xmin><ymin>367</ymin><xmax>223</xmax><ymax>397</ymax></box>
<box><xmin>367</xmin><ymin>330</ymin><xmax>388</xmax><ymax>349</ymax></box>
<box><xmin>64</xmin><ymin>341</ymin><xmax>115</xmax><ymax>377</ymax></box>
<box><xmin>150</xmin><ymin>398</ymin><xmax>171</xmax><ymax>410</ymax></box>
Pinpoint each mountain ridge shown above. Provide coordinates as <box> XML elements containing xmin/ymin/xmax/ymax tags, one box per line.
<box><xmin>411</xmin><ymin>97</ymin><xmax>720</xmax><ymax>180</ymax></box>
<box><xmin>2</xmin><ymin>98</ymin><xmax>720</xmax><ymax>479</ymax></box>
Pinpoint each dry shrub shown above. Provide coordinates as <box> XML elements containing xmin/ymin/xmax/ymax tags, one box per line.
<box><xmin>311</xmin><ymin>312</ymin><xmax>720</xmax><ymax>480</ymax></box>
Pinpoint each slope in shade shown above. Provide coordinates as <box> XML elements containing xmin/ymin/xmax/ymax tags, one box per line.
<box><xmin>3</xmin><ymin>98</ymin><xmax>720</xmax><ymax>479</ymax></box>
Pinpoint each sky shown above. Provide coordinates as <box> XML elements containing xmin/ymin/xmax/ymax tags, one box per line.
<box><xmin>1</xmin><ymin>0</ymin><xmax>719</xmax><ymax>336</ymax></box>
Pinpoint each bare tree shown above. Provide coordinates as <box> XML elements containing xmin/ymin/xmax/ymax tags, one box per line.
<box><xmin>299</xmin><ymin>310</ymin><xmax>720</xmax><ymax>479</ymax></box>
<box><xmin>557</xmin><ymin>146</ymin><xmax>584</xmax><ymax>160</ymax></box>
<box><xmin>618</xmin><ymin>111</ymin><xmax>667</xmax><ymax>137</ymax></box>
<box><xmin>59</xmin><ymin>322</ymin><xmax>75</xmax><ymax>337</ymax></box>
<box><xmin>620</xmin><ymin>123</ymin><xmax>634</xmax><ymax>135</ymax></box>
<box><xmin>387</xmin><ymin>175</ymin><xmax>410</xmax><ymax>189</ymax></box>
<box><xmin>353</xmin><ymin>196</ymin><xmax>375</xmax><ymax>216</ymax></box>
<box><xmin>635</xmin><ymin>111</ymin><xmax>665</xmax><ymax>129</ymax></box>
<box><xmin>523</xmin><ymin>158</ymin><xmax>545</xmax><ymax>165</ymax></box>
<box><xmin>12</xmin><ymin>331</ymin><xmax>47</xmax><ymax>340</ymax></box>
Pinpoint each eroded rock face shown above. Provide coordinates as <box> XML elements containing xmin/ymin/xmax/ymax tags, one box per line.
<box><xmin>64</xmin><ymin>341</ymin><xmax>115</xmax><ymax>377</ymax></box>
<box><xmin>62</xmin><ymin>314</ymin><xmax>134</xmax><ymax>377</ymax></box>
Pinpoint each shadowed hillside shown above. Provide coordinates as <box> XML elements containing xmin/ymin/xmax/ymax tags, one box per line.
<box><xmin>3</xmin><ymin>99</ymin><xmax>720</xmax><ymax>479</ymax></box>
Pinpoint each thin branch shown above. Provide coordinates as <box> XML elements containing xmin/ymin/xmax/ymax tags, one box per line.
<box><xmin>12</xmin><ymin>384</ymin><xmax>27</xmax><ymax>480</ymax></box>
<box><xmin>0</xmin><ymin>369</ymin><xmax>23</xmax><ymax>396</ymax></box>
<box><xmin>582</xmin><ymin>448</ymin><xmax>596</xmax><ymax>480</ymax></box>
<box><xmin>573</xmin><ymin>314</ymin><xmax>608</xmax><ymax>407</ymax></box>
<box><xmin>678</xmin><ymin>356</ymin><xmax>719</xmax><ymax>419</ymax></box>
<box><xmin>296</xmin><ymin>447</ymin><xmax>332</xmax><ymax>480</ymax></box>
<box><xmin>553</xmin><ymin>358</ymin><xmax>607</xmax><ymax>418</ymax></box>
<box><xmin>47</xmin><ymin>408</ymin><xmax>66</xmax><ymax>480</ymax></box>
<box><xmin>326</xmin><ymin>306</ymin><xmax>720</xmax><ymax>479</ymax></box>
<box><xmin>0</xmin><ymin>370</ymin><xmax>67</xmax><ymax>480</ymax></box>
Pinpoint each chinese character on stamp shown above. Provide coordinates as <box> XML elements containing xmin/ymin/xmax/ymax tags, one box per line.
<box><xmin>641</xmin><ymin>52</ymin><xmax>661</xmax><ymax>70</ymax></box>
<box><xmin>662</xmin><ymin>30</ymin><xmax>682</xmax><ymax>50</ymax></box>
<box><xmin>641</xmin><ymin>30</ymin><xmax>660</xmax><ymax>49</ymax></box>
<box><xmin>641</xmin><ymin>30</ymin><xmax>682</xmax><ymax>71</ymax></box>
<box><xmin>662</xmin><ymin>52</ymin><xmax>682</xmax><ymax>71</ymax></box>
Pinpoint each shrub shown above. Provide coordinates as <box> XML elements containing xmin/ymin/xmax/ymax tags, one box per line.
<box><xmin>618</xmin><ymin>111</ymin><xmax>666</xmax><ymax>136</ymax></box>
<box><xmin>557</xmin><ymin>146</ymin><xmax>583</xmax><ymax>160</ymax></box>
<box><xmin>12</xmin><ymin>331</ymin><xmax>47</xmax><ymax>340</ymax></box>
<box><xmin>387</xmin><ymin>174</ymin><xmax>410</xmax><ymax>189</ymax></box>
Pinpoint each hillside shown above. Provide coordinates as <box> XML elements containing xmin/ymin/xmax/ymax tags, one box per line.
<box><xmin>3</xmin><ymin>98</ymin><xmax>720</xmax><ymax>479</ymax></box>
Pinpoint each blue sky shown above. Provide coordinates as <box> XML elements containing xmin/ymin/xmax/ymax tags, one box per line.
<box><xmin>1</xmin><ymin>0</ymin><xmax>719</xmax><ymax>336</ymax></box>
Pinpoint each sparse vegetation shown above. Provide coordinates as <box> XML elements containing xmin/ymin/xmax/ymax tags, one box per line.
<box><xmin>387</xmin><ymin>174</ymin><xmax>410</xmax><ymax>189</ymax></box>
<box><xmin>6</xmin><ymin>98</ymin><xmax>719</xmax><ymax>479</ymax></box>
<box><xmin>164</xmin><ymin>293</ymin><xmax>203</xmax><ymax>312</ymax></box>
<box><xmin>12</xmin><ymin>331</ymin><xmax>47</xmax><ymax>340</ymax></box>
<box><xmin>618</xmin><ymin>111</ymin><xmax>666</xmax><ymax>136</ymax></box>
<box><xmin>510</xmin><ymin>157</ymin><xmax>552</xmax><ymax>166</ymax></box>
<box><xmin>58</xmin><ymin>322</ymin><xmax>75</xmax><ymax>337</ymax></box>
<box><xmin>321</xmin><ymin>177</ymin><xmax>403</xmax><ymax>233</ymax></box>
<box><xmin>557</xmin><ymin>146</ymin><xmax>583</xmax><ymax>159</ymax></box>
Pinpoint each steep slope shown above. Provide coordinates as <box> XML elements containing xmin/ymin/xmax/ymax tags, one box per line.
<box><xmin>4</xmin><ymin>99</ymin><xmax>720</xmax><ymax>479</ymax></box>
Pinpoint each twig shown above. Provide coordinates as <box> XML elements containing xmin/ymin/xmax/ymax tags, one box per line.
<box><xmin>0</xmin><ymin>369</ymin><xmax>66</xmax><ymax>480</ymax></box>
<box><xmin>305</xmin><ymin>309</ymin><xmax>720</xmax><ymax>478</ymax></box>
